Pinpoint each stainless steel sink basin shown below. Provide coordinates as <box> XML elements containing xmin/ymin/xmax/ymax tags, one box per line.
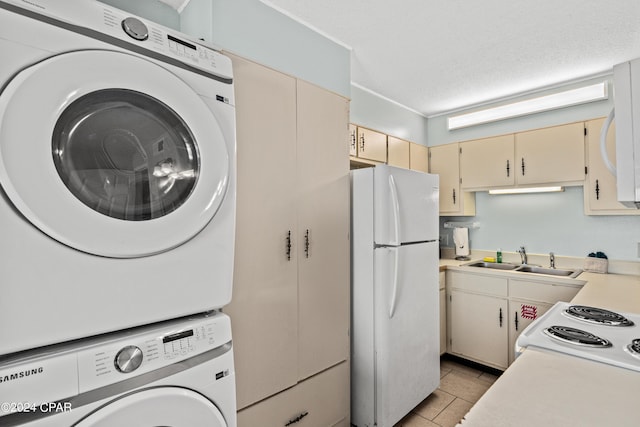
<box><xmin>462</xmin><ymin>260</ymin><xmax>582</xmax><ymax>278</ymax></box>
<box><xmin>514</xmin><ymin>265</ymin><xmax>582</xmax><ymax>278</ymax></box>
<box><xmin>463</xmin><ymin>261</ymin><xmax>519</xmax><ymax>270</ymax></box>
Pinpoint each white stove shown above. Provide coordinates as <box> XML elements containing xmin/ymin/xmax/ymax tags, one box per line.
<box><xmin>516</xmin><ymin>301</ymin><xmax>640</xmax><ymax>372</ymax></box>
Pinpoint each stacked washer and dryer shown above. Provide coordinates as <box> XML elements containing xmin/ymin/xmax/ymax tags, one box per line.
<box><xmin>0</xmin><ymin>0</ymin><xmax>237</xmax><ymax>425</ymax></box>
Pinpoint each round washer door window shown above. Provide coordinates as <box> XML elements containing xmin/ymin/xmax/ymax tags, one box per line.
<box><xmin>0</xmin><ymin>50</ymin><xmax>230</xmax><ymax>258</ymax></box>
<box><xmin>72</xmin><ymin>387</ymin><xmax>228</xmax><ymax>427</ymax></box>
<box><xmin>52</xmin><ymin>88</ymin><xmax>199</xmax><ymax>221</ymax></box>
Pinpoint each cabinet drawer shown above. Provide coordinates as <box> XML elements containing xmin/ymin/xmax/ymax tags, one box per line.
<box><xmin>509</xmin><ymin>279</ymin><xmax>581</xmax><ymax>304</ymax></box>
<box><xmin>448</xmin><ymin>271</ymin><xmax>508</xmax><ymax>296</ymax></box>
<box><xmin>237</xmin><ymin>361</ymin><xmax>349</xmax><ymax>427</ymax></box>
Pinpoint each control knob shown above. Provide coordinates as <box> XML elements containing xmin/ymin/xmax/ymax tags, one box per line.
<box><xmin>114</xmin><ymin>345</ymin><xmax>143</xmax><ymax>373</ymax></box>
<box><xmin>122</xmin><ymin>17</ymin><xmax>149</xmax><ymax>41</ymax></box>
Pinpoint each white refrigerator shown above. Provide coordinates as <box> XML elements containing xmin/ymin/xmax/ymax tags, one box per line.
<box><xmin>351</xmin><ymin>165</ymin><xmax>440</xmax><ymax>427</ymax></box>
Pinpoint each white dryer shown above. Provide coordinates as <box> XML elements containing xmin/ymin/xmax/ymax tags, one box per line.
<box><xmin>0</xmin><ymin>0</ymin><xmax>236</xmax><ymax>354</ymax></box>
<box><xmin>0</xmin><ymin>311</ymin><xmax>236</xmax><ymax>427</ymax></box>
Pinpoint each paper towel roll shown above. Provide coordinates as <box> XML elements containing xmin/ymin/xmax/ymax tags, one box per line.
<box><xmin>453</xmin><ymin>227</ymin><xmax>469</xmax><ymax>258</ymax></box>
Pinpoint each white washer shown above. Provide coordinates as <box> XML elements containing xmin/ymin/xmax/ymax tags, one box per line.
<box><xmin>0</xmin><ymin>0</ymin><xmax>236</xmax><ymax>354</ymax></box>
<box><xmin>0</xmin><ymin>311</ymin><xmax>236</xmax><ymax>427</ymax></box>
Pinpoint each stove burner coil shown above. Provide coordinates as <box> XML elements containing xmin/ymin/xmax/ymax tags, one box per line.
<box><xmin>627</xmin><ymin>338</ymin><xmax>640</xmax><ymax>358</ymax></box>
<box><xmin>543</xmin><ymin>325</ymin><xmax>612</xmax><ymax>348</ymax></box>
<box><xmin>564</xmin><ymin>305</ymin><xmax>634</xmax><ymax>327</ymax></box>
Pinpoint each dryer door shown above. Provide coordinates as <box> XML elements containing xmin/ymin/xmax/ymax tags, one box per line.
<box><xmin>73</xmin><ymin>387</ymin><xmax>228</xmax><ymax>426</ymax></box>
<box><xmin>0</xmin><ymin>50</ymin><xmax>229</xmax><ymax>258</ymax></box>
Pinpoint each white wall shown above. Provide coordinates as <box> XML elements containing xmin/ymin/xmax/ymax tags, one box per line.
<box><xmin>350</xmin><ymin>84</ymin><xmax>428</xmax><ymax>145</ymax></box>
<box><xmin>442</xmin><ymin>187</ymin><xmax>640</xmax><ymax>262</ymax></box>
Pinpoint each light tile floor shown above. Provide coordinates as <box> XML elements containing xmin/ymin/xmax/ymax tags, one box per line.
<box><xmin>394</xmin><ymin>356</ymin><xmax>501</xmax><ymax>427</ymax></box>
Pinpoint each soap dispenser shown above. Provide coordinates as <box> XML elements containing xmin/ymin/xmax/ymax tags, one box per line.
<box><xmin>497</xmin><ymin>248</ymin><xmax>502</xmax><ymax>263</ymax></box>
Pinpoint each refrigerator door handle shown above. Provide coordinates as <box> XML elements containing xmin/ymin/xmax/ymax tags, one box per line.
<box><xmin>389</xmin><ymin>247</ymin><xmax>400</xmax><ymax>319</ymax></box>
<box><xmin>388</xmin><ymin>174</ymin><xmax>401</xmax><ymax>246</ymax></box>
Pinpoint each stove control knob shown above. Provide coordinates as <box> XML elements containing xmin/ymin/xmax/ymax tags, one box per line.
<box><xmin>122</xmin><ymin>17</ymin><xmax>149</xmax><ymax>41</ymax></box>
<box><xmin>114</xmin><ymin>346</ymin><xmax>143</xmax><ymax>373</ymax></box>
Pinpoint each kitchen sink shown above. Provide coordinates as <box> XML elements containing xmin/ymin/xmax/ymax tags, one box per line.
<box><xmin>463</xmin><ymin>261</ymin><xmax>519</xmax><ymax>270</ymax></box>
<box><xmin>514</xmin><ymin>265</ymin><xmax>582</xmax><ymax>278</ymax></box>
<box><xmin>462</xmin><ymin>260</ymin><xmax>582</xmax><ymax>278</ymax></box>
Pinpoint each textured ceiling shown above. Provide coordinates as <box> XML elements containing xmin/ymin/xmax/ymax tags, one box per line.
<box><xmin>261</xmin><ymin>0</ymin><xmax>640</xmax><ymax>116</ymax></box>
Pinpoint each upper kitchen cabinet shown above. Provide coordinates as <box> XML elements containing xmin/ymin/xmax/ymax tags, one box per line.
<box><xmin>514</xmin><ymin>122</ymin><xmax>585</xmax><ymax>186</ymax></box>
<box><xmin>387</xmin><ymin>135</ymin><xmax>410</xmax><ymax>168</ymax></box>
<box><xmin>409</xmin><ymin>142</ymin><xmax>429</xmax><ymax>172</ymax></box>
<box><xmin>584</xmin><ymin>118</ymin><xmax>640</xmax><ymax>215</ymax></box>
<box><xmin>429</xmin><ymin>143</ymin><xmax>476</xmax><ymax>216</ymax></box>
<box><xmin>460</xmin><ymin>134</ymin><xmax>515</xmax><ymax>190</ymax></box>
<box><xmin>355</xmin><ymin>126</ymin><xmax>387</xmax><ymax>163</ymax></box>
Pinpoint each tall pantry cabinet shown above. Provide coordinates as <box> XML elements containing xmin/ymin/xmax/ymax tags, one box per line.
<box><xmin>225</xmin><ymin>53</ymin><xmax>350</xmax><ymax>426</ymax></box>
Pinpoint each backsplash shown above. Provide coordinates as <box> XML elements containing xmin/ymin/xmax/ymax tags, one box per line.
<box><xmin>441</xmin><ymin>186</ymin><xmax>640</xmax><ymax>262</ymax></box>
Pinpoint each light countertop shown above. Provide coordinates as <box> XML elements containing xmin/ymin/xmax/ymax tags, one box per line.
<box><xmin>439</xmin><ymin>260</ymin><xmax>640</xmax><ymax>426</ymax></box>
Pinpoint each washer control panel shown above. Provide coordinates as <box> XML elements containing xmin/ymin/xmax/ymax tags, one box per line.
<box><xmin>77</xmin><ymin>312</ymin><xmax>231</xmax><ymax>393</ymax></box>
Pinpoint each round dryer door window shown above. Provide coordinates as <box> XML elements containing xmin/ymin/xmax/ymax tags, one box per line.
<box><xmin>72</xmin><ymin>387</ymin><xmax>228</xmax><ymax>426</ymax></box>
<box><xmin>0</xmin><ymin>50</ymin><xmax>230</xmax><ymax>258</ymax></box>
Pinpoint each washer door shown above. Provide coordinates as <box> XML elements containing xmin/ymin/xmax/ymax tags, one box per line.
<box><xmin>73</xmin><ymin>387</ymin><xmax>228</xmax><ymax>426</ymax></box>
<box><xmin>0</xmin><ymin>50</ymin><xmax>229</xmax><ymax>258</ymax></box>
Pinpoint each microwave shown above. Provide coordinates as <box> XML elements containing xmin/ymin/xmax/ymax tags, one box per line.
<box><xmin>611</xmin><ymin>58</ymin><xmax>640</xmax><ymax>208</ymax></box>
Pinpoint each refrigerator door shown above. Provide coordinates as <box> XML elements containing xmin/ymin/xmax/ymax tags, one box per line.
<box><xmin>374</xmin><ymin>165</ymin><xmax>439</xmax><ymax>246</ymax></box>
<box><xmin>374</xmin><ymin>242</ymin><xmax>440</xmax><ymax>427</ymax></box>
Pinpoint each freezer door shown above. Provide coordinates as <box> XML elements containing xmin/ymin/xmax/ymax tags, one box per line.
<box><xmin>374</xmin><ymin>165</ymin><xmax>439</xmax><ymax>245</ymax></box>
<box><xmin>374</xmin><ymin>242</ymin><xmax>440</xmax><ymax>427</ymax></box>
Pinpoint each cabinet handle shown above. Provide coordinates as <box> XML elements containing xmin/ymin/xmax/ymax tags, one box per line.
<box><xmin>285</xmin><ymin>411</ymin><xmax>309</xmax><ymax>426</ymax></box>
<box><xmin>286</xmin><ymin>230</ymin><xmax>292</xmax><ymax>261</ymax></box>
<box><xmin>452</xmin><ymin>188</ymin><xmax>456</xmax><ymax>205</ymax></box>
<box><xmin>351</xmin><ymin>130</ymin><xmax>356</xmax><ymax>149</ymax></box>
<box><xmin>595</xmin><ymin>179</ymin><xmax>600</xmax><ymax>200</ymax></box>
<box><xmin>499</xmin><ymin>307</ymin><xmax>503</xmax><ymax>327</ymax></box>
<box><xmin>521</xmin><ymin>158</ymin><xmax>525</xmax><ymax>176</ymax></box>
<box><xmin>304</xmin><ymin>229</ymin><xmax>310</xmax><ymax>258</ymax></box>
<box><xmin>506</xmin><ymin>159</ymin><xmax>510</xmax><ymax>177</ymax></box>
<box><xmin>360</xmin><ymin>134</ymin><xmax>365</xmax><ymax>151</ymax></box>
<box><xmin>514</xmin><ymin>311</ymin><xmax>519</xmax><ymax>331</ymax></box>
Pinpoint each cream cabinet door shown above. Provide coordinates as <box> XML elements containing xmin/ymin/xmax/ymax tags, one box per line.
<box><xmin>460</xmin><ymin>134</ymin><xmax>515</xmax><ymax>189</ymax></box>
<box><xmin>515</xmin><ymin>122</ymin><xmax>586</xmax><ymax>185</ymax></box>
<box><xmin>224</xmin><ymin>54</ymin><xmax>299</xmax><ymax>409</ymax></box>
<box><xmin>508</xmin><ymin>299</ymin><xmax>552</xmax><ymax>365</ymax></box>
<box><xmin>584</xmin><ymin>118</ymin><xmax>640</xmax><ymax>214</ymax></box>
<box><xmin>449</xmin><ymin>289</ymin><xmax>509</xmax><ymax>370</ymax></box>
<box><xmin>439</xmin><ymin>271</ymin><xmax>446</xmax><ymax>355</ymax></box>
<box><xmin>387</xmin><ymin>136</ymin><xmax>410</xmax><ymax>168</ymax></box>
<box><xmin>296</xmin><ymin>80</ymin><xmax>350</xmax><ymax>380</ymax></box>
<box><xmin>409</xmin><ymin>142</ymin><xmax>429</xmax><ymax>172</ymax></box>
<box><xmin>357</xmin><ymin>126</ymin><xmax>387</xmax><ymax>162</ymax></box>
<box><xmin>237</xmin><ymin>362</ymin><xmax>350</xmax><ymax>427</ymax></box>
<box><xmin>429</xmin><ymin>144</ymin><xmax>475</xmax><ymax>216</ymax></box>
<box><xmin>349</xmin><ymin>123</ymin><xmax>357</xmax><ymax>157</ymax></box>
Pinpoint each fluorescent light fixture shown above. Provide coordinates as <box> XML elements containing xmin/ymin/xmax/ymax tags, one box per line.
<box><xmin>489</xmin><ymin>186</ymin><xmax>565</xmax><ymax>195</ymax></box>
<box><xmin>448</xmin><ymin>82</ymin><xmax>608</xmax><ymax>130</ymax></box>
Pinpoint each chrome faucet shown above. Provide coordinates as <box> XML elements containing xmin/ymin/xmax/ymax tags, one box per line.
<box><xmin>518</xmin><ymin>246</ymin><xmax>528</xmax><ymax>265</ymax></box>
<box><xmin>549</xmin><ymin>252</ymin><xmax>556</xmax><ymax>269</ymax></box>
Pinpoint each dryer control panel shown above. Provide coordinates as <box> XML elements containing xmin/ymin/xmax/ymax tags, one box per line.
<box><xmin>0</xmin><ymin>0</ymin><xmax>233</xmax><ymax>81</ymax></box>
<box><xmin>76</xmin><ymin>312</ymin><xmax>232</xmax><ymax>394</ymax></box>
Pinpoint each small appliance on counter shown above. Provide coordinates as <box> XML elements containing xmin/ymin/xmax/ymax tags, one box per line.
<box><xmin>453</xmin><ymin>227</ymin><xmax>470</xmax><ymax>260</ymax></box>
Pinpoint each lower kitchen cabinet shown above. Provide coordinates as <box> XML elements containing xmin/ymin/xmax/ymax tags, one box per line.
<box><xmin>507</xmin><ymin>299</ymin><xmax>552</xmax><ymax>365</ymax></box>
<box><xmin>447</xmin><ymin>270</ymin><xmax>583</xmax><ymax>370</ymax></box>
<box><xmin>237</xmin><ymin>361</ymin><xmax>350</xmax><ymax>427</ymax></box>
